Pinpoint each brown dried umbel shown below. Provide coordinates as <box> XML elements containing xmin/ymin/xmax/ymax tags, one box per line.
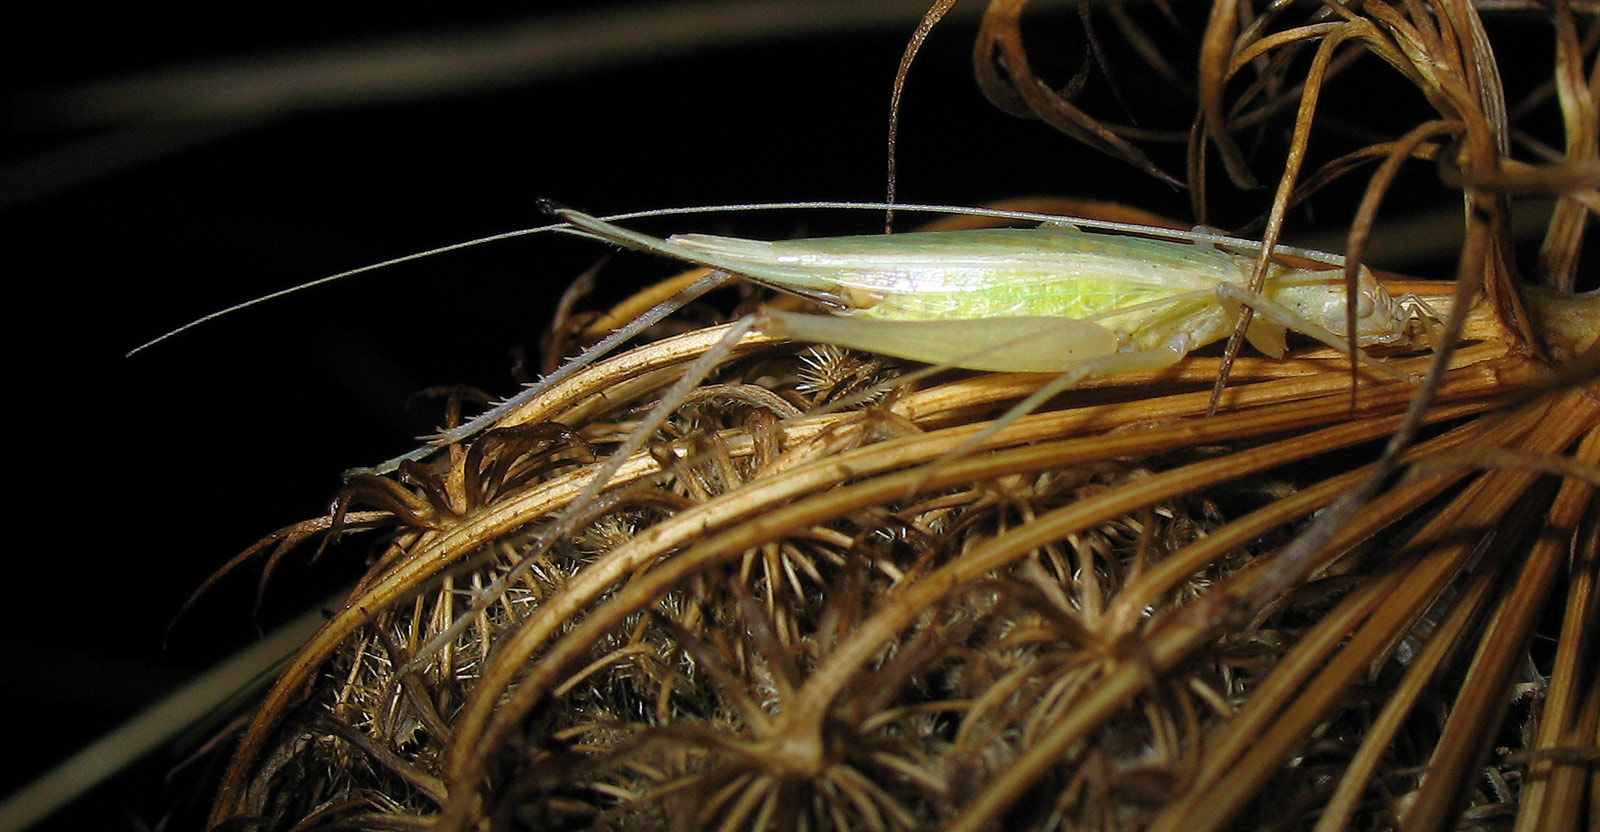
<box><xmin>201</xmin><ymin>245</ymin><xmax>1596</xmax><ymax>830</ymax></box>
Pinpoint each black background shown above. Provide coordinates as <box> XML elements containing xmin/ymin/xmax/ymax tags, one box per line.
<box><xmin>1</xmin><ymin>3</ymin><xmax>1576</xmax><ymax>830</ymax></box>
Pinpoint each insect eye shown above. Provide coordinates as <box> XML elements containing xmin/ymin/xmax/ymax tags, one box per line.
<box><xmin>1355</xmin><ymin>292</ymin><xmax>1376</xmax><ymax>317</ymax></box>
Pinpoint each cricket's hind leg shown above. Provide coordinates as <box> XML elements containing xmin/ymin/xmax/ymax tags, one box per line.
<box><xmin>348</xmin><ymin>268</ymin><xmax>738</xmax><ymax>477</ymax></box>
<box><xmin>392</xmin><ymin>315</ymin><xmax>764</xmax><ymax>679</ymax></box>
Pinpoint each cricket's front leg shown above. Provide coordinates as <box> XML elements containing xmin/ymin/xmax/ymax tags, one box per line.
<box><xmin>1212</xmin><ymin>283</ymin><xmax>1413</xmax><ymax>381</ymax></box>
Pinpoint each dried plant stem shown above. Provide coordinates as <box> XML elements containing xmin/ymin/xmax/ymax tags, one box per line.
<box><xmin>1515</xmin><ymin>473</ymin><xmax>1600</xmax><ymax>831</ymax></box>
<box><xmin>1405</xmin><ymin>421</ymin><xmax>1600</xmax><ymax>831</ymax></box>
<box><xmin>1313</xmin><ymin>543</ymin><xmax>1509</xmax><ymax>832</ymax></box>
<box><xmin>1149</xmin><ymin>391</ymin><xmax>1599</xmax><ymax>832</ymax></box>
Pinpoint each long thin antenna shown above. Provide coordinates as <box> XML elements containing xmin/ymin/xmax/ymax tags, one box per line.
<box><xmin>125</xmin><ymin>224</ymin><xmax>563</xmax><ymax>356</ymax></box>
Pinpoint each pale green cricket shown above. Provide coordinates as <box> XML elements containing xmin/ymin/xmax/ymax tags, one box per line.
<box><xmin>131</xmin><ymin>202</ymin><xmax>1436</xmax><ymax>476</ymax></box>
<box><xmin>336</xmin><ymin>203</ymin><xmax>1437</xmax><ymax>476</ymax></box>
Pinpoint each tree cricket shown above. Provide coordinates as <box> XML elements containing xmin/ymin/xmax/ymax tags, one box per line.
<box><xmin>132</xmin><ymin>201</ymin><xmax>1443</xmax><ymax>477</ymax></box>
<box><xmin>366</xmin><ymin>202</ymin><xmax>1440</xmax><ymax>476</ymax></box>
<box><xmin>128</xmin><ymin>200</ymin><xmax>1452</xmax><ymax>483</ymax></box>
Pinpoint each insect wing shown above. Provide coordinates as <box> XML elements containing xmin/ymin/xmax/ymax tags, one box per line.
<box><xmin>674</xmin><ymin>227</ymin><xmax>1245</xmax><ymax>321</ymax></box>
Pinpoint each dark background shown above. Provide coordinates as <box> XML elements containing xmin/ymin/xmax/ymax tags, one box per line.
<box><xmin>0</xmin><ymin>3</ymin><xmax>1574</xmax><ymax>830</ymax></box>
